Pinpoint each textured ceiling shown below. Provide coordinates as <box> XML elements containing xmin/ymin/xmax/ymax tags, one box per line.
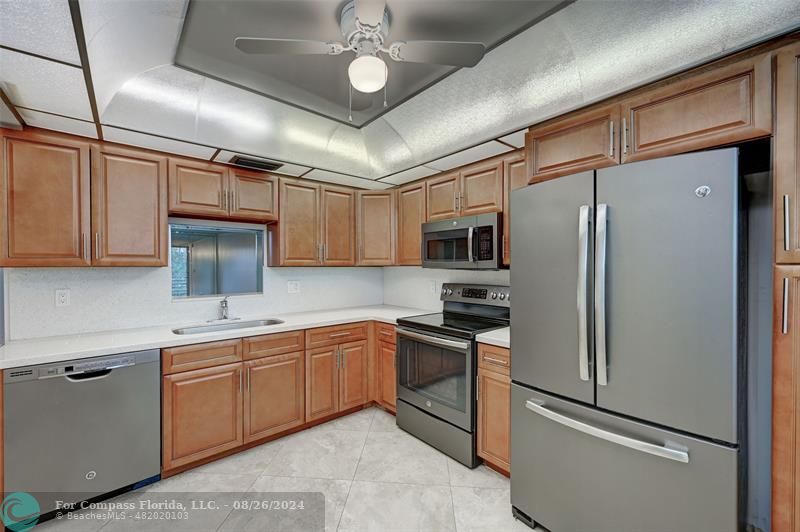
<box><xmin>175</xmin><ymin>0</ymin><xmax>564</xmax><ymax>126</ymax></box>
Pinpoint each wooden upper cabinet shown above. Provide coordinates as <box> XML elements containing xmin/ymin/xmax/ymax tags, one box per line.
<box><xmin>502</xmin><ymin>151</ymin><xmax>527</xmax><ymax>266</ymax></box>
<box><xmin>339</xmin><ymin>340</ymin><xmax>368</xmax><ymax>410</ymax></box>
<box><xmin>357</xmin><ymin>190</ymin><xmax>395</xmax><ymax>266</ymax></box>
<box><xmin>321</xmin><ymin>185</ymin><xmax>356</xmax><ymax>266</ymax></box>
<box><xmin>526</xmin><ymin>104</ymin><xmax>620</xmax><ymax>184</ymax></box>
<box><xmin>621</xmin><ymin>52</ymin><xmax>772</xmax><ymax>163</ymax></box>
<box><xmin>460</xmin><ymin>159</ymin><xmax>503</xmax><ymax>216</ymax></box>
<box><xmin>306</xmin><ymin>345</ymin><xmax>339</xmax><ymax>422</ymax></box>
<box><xmin>228</xmin><ymin>168</ymin><xmax>278</xmax><ymax>222</ymax></box>
<box><xmin>244</xmin><ymin>352</ymin><xmax>305</xmax><ymax>443</ymax></box>
<box><xmin>426</xmin><ymin>171</ymin><xmax>460</xmax><ymax>221</ymax></box>
<box><xmin>162</xmin><ymin>362</ymin><xmax>243</xmax><ymax>471</ymax></box>
<box><xmin>773</xmin><ymin>266</ymin><xmax>800</xmax><ymax>532</ymax></box>
<box><xmin>0</xmin><ymin>130</ymin><xmax>91</xmax><ymax>266</ymax></box>
<box><xmin>168</xmin><ymin>158</ymin><xmax>229</xmax><ymax>218</ymax></box>
<box><xmin>396</xmin><ymin>181</ymin><xmax>426</xmax><ymax>265</ymax></box>
<box><xmin>274</xmin><ymin>178</ymin><xmax>321</xmax><ymax>266</ymax></box>
<box><xmin>776</xmin><ymin>43</ymin><xmax>800</xmax><ymax>264</ymax></box>
<box><xmin>91</xmin><ymin>145</ymin><xmax>168</xmax><ymax>266</ymax></box>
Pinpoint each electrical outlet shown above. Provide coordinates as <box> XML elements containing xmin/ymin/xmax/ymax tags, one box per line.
<box><xmin>429</xmin><ymin>280</ymin><xmax>438</xmax><ymax>295</ymax></box>
<box><xmin>55</xmin><ymin>289</ymin><xmax>71</xmax><ymax>307</ymax></box>
<box><xmin>287</xmin><ymin>281</ymin><xmax>300</xmax><ymax>294</ymax></box>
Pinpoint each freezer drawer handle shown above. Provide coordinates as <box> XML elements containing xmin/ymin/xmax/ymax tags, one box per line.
<box><xmin>525</xmin><ymin>399</ymin><xmax>690</xmax><ymax>464</ymax></box>
<box><xmin>577</xmin><ymin>205</ymin><xmax>591</xmax><ymax>382</ymax></box>
<box><xmin>595</xmin><ymin>203</ymin><xmax>609</xmax><ymax>386</ymax></box>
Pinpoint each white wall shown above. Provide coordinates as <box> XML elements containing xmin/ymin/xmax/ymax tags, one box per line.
<box><xmin>383</xmin><ymin>267</ymin><xmax>510</xmax><ymax>311</ymax></box>
<box><xmin>6</xmin><ymin>266</ymin><xmax>383</xmax><ymax>340</ymax></box>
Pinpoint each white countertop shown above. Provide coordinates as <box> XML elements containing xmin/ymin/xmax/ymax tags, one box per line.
<box><xmin>476</xmin><ymin>327</ymin><xmax>510</xmax><ymax>349</ymax></box>
<box><xmin>0</xmin><ymin>305</ymin><xmax>430</xmax><ymax>369</ymax></box>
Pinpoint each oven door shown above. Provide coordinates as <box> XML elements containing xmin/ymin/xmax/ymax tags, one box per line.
<box><xmin>396</xmin><ymin>327</ymin><xmax>474</xmax><ymax>431</ymax></box>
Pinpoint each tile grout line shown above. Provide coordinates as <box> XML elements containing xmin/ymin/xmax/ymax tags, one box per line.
<box><xmin>335</xmin><ymin>409</ymin><xmax>374</xmax><ymax>531</ymax></box>
<box><xmin>447</xmin><ymin>459</ymin><xmax>460</xmax><ymax>532</ymax></box>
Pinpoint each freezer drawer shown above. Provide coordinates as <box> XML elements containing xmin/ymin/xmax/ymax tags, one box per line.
<box><xmin>511</xmin><ymin>384</ymin><xmax>739</xmax><ymax>532</ymax></box>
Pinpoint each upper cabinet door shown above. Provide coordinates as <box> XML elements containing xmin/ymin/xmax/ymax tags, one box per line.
<box><xmin>1</xmin><ymin>131</ymin><xmax>91</xmax><ymax>266</ymax></box>
<box><xmin>502</xmin><ymin>151</ymin><xmax>527</xmax><ymax>266</ymax></box>
<box><xmin>621</xmin><ymin>52</ymin><xmax>772</xmax><ymax>163</ymax></box>
<box><xmin>526</xmin><ymin>104</ymin><xmax>620</xmax><ymax>184</ymax></box>
<box><xmin>321</xmin><ymin>185</ymin><xmax>356</xmax><ymax>266</ymax></box>
<box><xmin>426</xmin><ymin>171</ymin><xmax>460</xmax><ymax>221</ymax></box>
<box><xmin>776</xmin><ymin>43</ymin><xmax>800</xmax><ymax>264</ymax></box>
<box><xmin>168</xmin><ymin>158</ymin><xmax>229</xmax><ymax>218</ymax></box>
<box><xmin>229</xmin><ymin>168</ymin><xmax>278</xmax><ymax>222</ymax></box>
<box><xmin>460</xmin><ymin>158</ymin><xmax>503</xmax><ymax>216</ymax></box>
<box><xmin>278</xmin><ymin>178</ymin><xmax>320</xmax><ymax>266</ymax></box>
<box><xmin>396</xmin><ymin>181</ymin><xmax>426</xmax><ymax>265</ymax></box>
<box><xmin>91</xmin><ymin>145</ymin><xmax>168</xmax><ymax>266</ymax></box>
<box><xmin>357</xmin><ymin>190</ymin><xmax>395</xmax><ymax>266</ymax></box>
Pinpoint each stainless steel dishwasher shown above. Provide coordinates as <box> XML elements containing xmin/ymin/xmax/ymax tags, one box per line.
<box><xmin>4</xmin><ymin>350</ymin><xmax>161</xmax><ymax>516</ymax></box>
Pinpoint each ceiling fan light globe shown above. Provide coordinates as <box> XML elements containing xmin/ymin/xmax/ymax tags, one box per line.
<box><xmin>348</xmin><ymin>55</ymin><xmax>387</xmax><ymax>93</ymax></box>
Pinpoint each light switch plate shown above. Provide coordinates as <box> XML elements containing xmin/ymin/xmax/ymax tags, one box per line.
<box><xmin>55</xmin><ymin>289</ymin><xmax>70</xmax><ymax>307</ymax></box>
<box><xmin>287</xmin><ymin>281</ymin><xmax>300</xmax><ymax>294</ymax></box>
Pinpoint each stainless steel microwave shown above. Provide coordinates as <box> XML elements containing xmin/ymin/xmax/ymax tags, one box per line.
<box><xmin>421</xmin><ymin>213</ymin><xmax>502</xmax><ymax>270</ymax></box>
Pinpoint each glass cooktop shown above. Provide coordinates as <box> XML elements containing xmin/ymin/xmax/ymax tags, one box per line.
<box><xmin>397</xmin><ymin>312</ymin><xmax>507</xmax><ymax>339</ymax></box>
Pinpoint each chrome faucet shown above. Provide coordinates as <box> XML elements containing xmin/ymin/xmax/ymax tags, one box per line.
<box><xmin>220</xmin><ymin>296</ymin><xmax>230</xmax><ymax>320</ymax></box>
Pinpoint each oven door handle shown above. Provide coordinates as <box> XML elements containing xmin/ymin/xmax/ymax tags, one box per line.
<box><xmin>396</xmin><ymin>328</ymin><xmax>471</xmax><ymax>352</ymax></box>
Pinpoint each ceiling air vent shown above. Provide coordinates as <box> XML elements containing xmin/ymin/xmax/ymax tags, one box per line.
<box><xmin>229</xmin><ymin>156</ymin><xmax>283</xmax><ymax>173</ymax></box>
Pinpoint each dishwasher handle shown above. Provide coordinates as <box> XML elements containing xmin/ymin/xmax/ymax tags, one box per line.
<box><xmin>65</xmin><ymin>369</ymin><xmax>113</xmax><ymax>382</ymax></box>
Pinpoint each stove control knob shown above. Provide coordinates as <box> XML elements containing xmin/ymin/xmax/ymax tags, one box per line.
<box><xmin>491</xmin><ymin>292</ymin><xmax>498</xmax><ymax>299</ymax></box>
<box><xmin>446</xmin><ymin>288</ymin><xmax>453</xmax><ymax>296</ymax></box>
<box><xmin>507</xmin><ymin>294</ymin><xmax>511</xmax><ymax>302</ymax></box>
<box><xmin>499</xmin><ymin>293</ymin><xmax>506</xmax><ymax>301</ymax></box>
<box><xmin>441</xmin><ymin>288</ymin><xmax>447</xmax><ymax>295</ymax></box>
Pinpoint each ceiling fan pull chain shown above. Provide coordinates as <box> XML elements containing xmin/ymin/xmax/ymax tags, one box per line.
<box><xmin>348</xmin><ymin>82</ymin><xmax>353</xmax><ymax>122</ymax></box>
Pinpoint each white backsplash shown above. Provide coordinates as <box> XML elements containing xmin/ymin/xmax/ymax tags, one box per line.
<box><xmin>383</xmin><ymin>267</ymin><xmax>510</xmax><ymax>311</ymax></box>
<box><xmin>5</xmin><ymin>267</ymin><xmax>383</xmax><ymax>340</ymax></box>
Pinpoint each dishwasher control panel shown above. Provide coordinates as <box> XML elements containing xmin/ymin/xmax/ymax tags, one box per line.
<box><xmin>4</xmin><ymin>350</ymin><xmax>159</xmax><ymax>383</ymax></box>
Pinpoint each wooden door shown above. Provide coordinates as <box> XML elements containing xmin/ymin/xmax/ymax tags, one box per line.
<box><xmin>477</xmin><ymin>367</ymin><xmax>511</xmax><ymax>472</ymax></box>
<box><xmin>229</xmin><ymin>168</ymin><xmax>278</xmax><ymax>222</ymax></box>
<box><xmin>396</xmin><ymin>181</ymin><xmax>426</xmax><ymax>265</ymax></box>
<box><xmin>321</xmin><ymin>185</ymin><xmax>356</xmax><ymax>266</ymax></box>
<box><xmin>162</xmin><ymin>362</ymin><xmax>243</xmax><ymax>471</ymax></box>
<box><xmin>277</xmin><ymin>178</ymin><xmax>320</xmax><ymax>266</ymax></box>
<box><xmin>426</xmin><ymin>171</ymin><xmax>460</xmax><ymax>221</ymax></box>
<box><xmin>339</xmin><ymin>340</ymin><xmax>369</xmax><ymax>410</ymax></box>
<box><xmin>306</xmin><ymin>345</ymin><xmax>338</xmax><ymax>422</ymax></box>
<box><xmin>357</xmin><ymin>190</ymin><xmax>395</xmax><ymax>265</ymax></box>
<box><xmin>168</xmin><ymin>158</ymin><xmax>229</xmax><ymax>218</ymax></box>
<box><xmin>244</xmin><ymin>352</ymin><xmax>305</xmax><ymax>443</ymax></box>
<box><xmin>621</xmin><ymin>52</ymin><xmax>772</xmax><ymax>163</ymax></box>
<box><xmin>378</xmin><ymin>340</ymin><xmax>397</xmax><ymax>410</ymax></box>
<box><xmin>460</xmin><ymin>158</ymin><xmax>503</xmax><ymax>216</ymax></box>
<box><xmin>774</xmin><ymin>266</ymin><xmax>800</xmax><ymax>532</ymax></box>
<box><xmin>502</xmin><ymin>151</ymin><xmax>527</xmax><ymax>266</ymax></box>
<box><xmin>91</xmin><ymin>145</ymin><xmax>167</xmax><ymax>266</ymax></box>
<box><xmin>776</xmin><ymin>43</ymin><xmax>800</xmax><ymax>264</ymax></box>
<box><xmin>526</xmin><ymin>104</ymin><xmax>620</xmax><ymax>184</ymax></box>
<box><xmin>0</xmin><ymin>130</ymin><xmax>90</xmax><ymax>266</ymax></box>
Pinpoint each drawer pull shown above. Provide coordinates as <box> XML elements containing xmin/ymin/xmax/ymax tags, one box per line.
<box><xmin>330</xmin><ymin>331</ymin><xmax>352</xmax><ymax>338</ymax></box>
<box><xmin>482</xmin><ymin>355</ymin><xmax>508</xmax><ymax>366</ymax></box>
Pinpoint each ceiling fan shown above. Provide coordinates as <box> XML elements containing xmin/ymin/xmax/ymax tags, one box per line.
<box><xmin>234</xmin><ymin>0</ymin><xmax>487</xmax><ymax>97</ymax></box>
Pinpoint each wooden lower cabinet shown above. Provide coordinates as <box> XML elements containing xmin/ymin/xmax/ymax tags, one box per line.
<box><xmin>244</xmin><ymin>352</ymin><xmax>305</xmax><ymax>442</ymax></box>
<box><xmin>378</xmin><ymin>340</ymin><xmax>397</xmax><ymax>412</ymax></box>
<box><xmin>339</xmin><ymin>340</ymin><xmax>369</xmax><ymax>410</ymax></box>
<box><xmin>306</xmin><ymin>345</ymin><xmax>340</xmax><ymax>422</ymax></box>
<box><xmin>477</xmin><ymin>343</ymin><xmax>511</xmax><ymax>473</ymax></box>
<box><xmin>162</xmin><ymin>362</ymin><xmax>243</xmax><ymax>471</ymax></box>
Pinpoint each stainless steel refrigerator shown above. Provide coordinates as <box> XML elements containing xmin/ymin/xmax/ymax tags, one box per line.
<box><xmin>510</xmin><ymin>149</ymin><xmax>744</xmax><ymax>531</ymax></box>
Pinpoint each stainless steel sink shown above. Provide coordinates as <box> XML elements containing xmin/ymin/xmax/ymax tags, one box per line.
<box><xmin>172</xmin><ymin>319</ymin><xmax>284</xmax><ymax>335</ymax></box>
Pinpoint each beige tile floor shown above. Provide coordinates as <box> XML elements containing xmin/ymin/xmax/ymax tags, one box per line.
<box><xmin>37</xmin><ymin>407</ymin><xmax>539</xmax><ymax>532</ymax></box>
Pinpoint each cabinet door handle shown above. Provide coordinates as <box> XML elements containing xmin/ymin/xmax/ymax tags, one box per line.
<box><xmin>785</xmin><ymin>195</ymin><xmax>791</xmax><ymax>252</ymax></box>
<box><xmin>246</xmin><ymin>367</ymin><xmax>251</xmax><ymax>390</ymax></box>
<box><xmin>229</xmin><ymin>189</ymin><xmax>235</xmax><ymax>211</ymax></box>
<box><xmin>783</xmin><ymin>278</ymin><xmax>790</xmax><ymax>335</ymax></box>
<box><xmin>482</xmin><ymin>356</ymin><xmax>508</xmax><ymax>366</ymax></box>
<box><xmin>335</xmin><ymin>347</ymin><xmax>340</xmax><ymax>368</ymax></box>
<box><xmin>622</xmin><ymin>117</ymin><xmax>628</xmax><ymax>155</ymax></box>
<box><xmin>454</xmin><ymin>191</ymin><xmax>458</xmax><ymax>212</ymax></box>
<box><xmin>222</xmin><ymin>189</ymin><xmax>226</xmax><ymax>209</ymax></box>
<box><xmin>609</xmin><ymin>121</ymin><xmax>615</xmax><ymax>157</ymax></box>
<box><xmin>239</xmin><ymin>370</ymin><xmax>243</xmax><ymax>392</ymax></box>
<box><xmin>82</xmin><ymin>233</ymin><xmax>89</xmax><ymax>261</ymax></box>
<box><xmin>95</xmin><ymin>232</ymin><xmax>100</xmax><ymax>260</ymax></box>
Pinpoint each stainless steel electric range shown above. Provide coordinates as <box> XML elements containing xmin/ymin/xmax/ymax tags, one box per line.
<box><xmin>395</xmin><ymin>283</ymin><xmax>510</xmax><ymax>468</ymax></box>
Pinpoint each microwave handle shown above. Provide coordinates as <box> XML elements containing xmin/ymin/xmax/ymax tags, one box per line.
<box><xmin>468</xmin><ymin>226</ymin><xmax>475</xmax><ymax>262</ymax></box>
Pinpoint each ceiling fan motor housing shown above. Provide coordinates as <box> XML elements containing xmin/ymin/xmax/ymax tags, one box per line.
<box><xmin>341</xmin><ymin>0</ymin><xmax>389</xmax><ymax>54</ymax></box>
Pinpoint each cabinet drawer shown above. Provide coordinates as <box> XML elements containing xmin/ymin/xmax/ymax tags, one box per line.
<box><xmin>162</xmin><ymin>339</ymin><xmax>243</xmax><ymax>374</ymax></box>
<box><xmin>375</xmin><ymin>322</ymin><xmax>396</xmax><ymax>345</ymax></box>
<box><xmin>305</xmin><ymin>322</ymin><xmax>368</xmax><ymax>349</ymax></box>
<box><xmin>478</xmin><ymin>343</ymin><xmax>510</xmax><ymax>376</ymax></box>
<box><xmin>243</xmin><ymin>330</ymin><xmax>305</xmax><ymax>360</ymax></box>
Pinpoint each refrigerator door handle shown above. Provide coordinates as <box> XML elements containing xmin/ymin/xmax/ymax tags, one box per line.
<box><xmin>525</xmin><ymin>399</ymin><xmax>690</xmax><ymax>464</ymax></box>
<box><xmin>595</xmin><ymin>203</ymin><xmax>609</xmax><ymax>386</ymax></box>
<box><xmin>577</xmin><ymin>205</ymin><xmax>591</xmax><ymax>382</ymax></box>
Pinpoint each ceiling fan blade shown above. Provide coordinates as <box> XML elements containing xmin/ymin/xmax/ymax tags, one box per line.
<box><xmin>235</xmin><ymin>37</ymin><xmax>338</xmax><ymax>55</ymax></box>
<box><xmin>389</xmin><ymin>41</ymin><xmax>486</xmax><ymax>67</ymax></box>
<box><xmin>354</xmin><ymin>0</ymin><xmax>386</xmax><ymax>27</ymax></box>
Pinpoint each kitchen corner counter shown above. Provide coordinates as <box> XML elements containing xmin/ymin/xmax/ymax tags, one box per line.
<box><xmin>0</xmin><ymin>305</ymin><xmax>429</xmax><ymax>370</ymax></box>
<box><xmin>476</xmin><ymin>327</ymin><xmax>510</xmax><ymax>349</ymax></box>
